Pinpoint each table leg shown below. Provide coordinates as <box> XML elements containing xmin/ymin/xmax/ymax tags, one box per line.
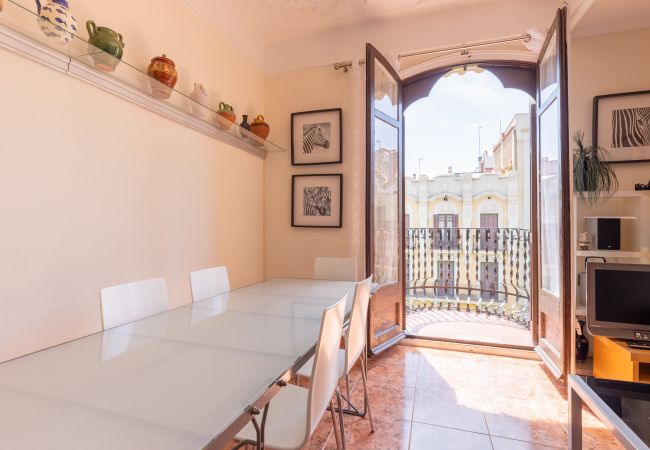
<box><xmin>569</xmin><ymin>385</ymin><xmax>583</xmax><ymax>450</ymax></box>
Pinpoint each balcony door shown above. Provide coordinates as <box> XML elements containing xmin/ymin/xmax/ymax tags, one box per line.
<box><xmin>534</xmin><ymin>7</ymin><xmax>571</xmax><ymax>378</ymax></box>
<box><xmin>366</xmin><ymin>43</ymin><xmax>405</xmax><ymax>354</ymax></box>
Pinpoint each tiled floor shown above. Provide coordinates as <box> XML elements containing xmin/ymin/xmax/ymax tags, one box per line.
<box><xmin>406</xmin><ymin>309</ymin><xmax>533</xmax><ymax>347</ymax></box>
<box><xmin>299</xmin><ymin>345</ymin><xmax>623</xmax><ymax>450</ymax></box>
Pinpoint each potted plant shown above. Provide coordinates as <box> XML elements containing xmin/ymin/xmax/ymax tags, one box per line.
<box><xmin>573</xmin><ymin>131</ymin><xmax>618</xmax><ymax>205</ymax></box>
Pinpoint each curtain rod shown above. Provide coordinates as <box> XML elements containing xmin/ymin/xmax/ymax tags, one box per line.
<box><xmin>333</xmin><ymin>60</ymin><xmax>365</xmax><ymax>72</ymax></box>
<box><xmin>398</xmin><ymin>33</ymin><xmax>531</xmax><ymax>59</ymax></box>
<box><xmin>333</xmin><ymin>32</ymin><xmax>531</xmax><ymax>71</ymax></box>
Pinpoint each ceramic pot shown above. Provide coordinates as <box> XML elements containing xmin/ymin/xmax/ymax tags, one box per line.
<box><xmin>250</xmin><ymin>114</ymin><xmax>270</xmax><ymax>140</ymax></box>
<box><xmin>217</xmin><ymin>102</ymin><xmax>235</xmax><ymax>130</ymax></box>
<box><xmin>36</xmin><ymin>0</ymin><xmax>78</xmax><ymax>45</ymax></box>
<box><xmin>239</xmin><ymin>114</ymin><xmax>251</xmax><ymax>139</ymax></box>
<box><xmin>86</xmin><ymin>20</ymin><xmax>124</xmax><ymax>72</ymax></box>
<box><xmin>575</xmin><ymin>320</ymin><xmax>589</xmax><ymax>362</ymax></box>
<box><xmin>189</xmin><ymin>82</ymin><xmax>208</xmax><ymax>118</ymax></box>
<box><xmin>147</xmin><ymin>54</ymin><xmax>178</xmax><ymax>99</ymax></box>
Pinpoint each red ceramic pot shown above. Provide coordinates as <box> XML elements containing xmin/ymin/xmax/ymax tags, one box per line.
<box><xmin>147</xmin><ymin>54</ymin><xmax>178</xmax><ymax>99</ymax></box>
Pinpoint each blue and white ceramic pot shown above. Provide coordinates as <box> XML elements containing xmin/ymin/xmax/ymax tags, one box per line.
<box><xmin>35</xmin><ymin>0</ymin><xmax>77</xmax><ymax>45</ymax></box>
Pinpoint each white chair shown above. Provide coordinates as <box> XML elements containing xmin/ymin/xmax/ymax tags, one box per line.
<box><xmin>297</xmin><ymin>276</ymin><xmax>375</xmax><ymax>433</ymax></box>
<box><xmin>190</xmin><ymin>266</ymin><xmax>230</xmax><ymax>301</ymax></box>
<box><xmin>314</xmin><ymin>257</ymin><xmax>357</xmax><ymax>281</ymax></box>
<box><xmin>235</xmin><ymin>295</ymin><xmax>348</xmax><ymax>450</ymax></box>
<box><xmin>100</xmin><ymin>277</ymin><xmax>169</xmax><ymax>329</ymax></box>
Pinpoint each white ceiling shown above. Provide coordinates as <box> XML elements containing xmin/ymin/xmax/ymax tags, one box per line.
<box><xmin>571</xmin><ymin>0</ymin><xmax>650</xmax><ymax>38</ymax></box>
<box><xmin>241</xmin><ymin>0</ymin><xmax>498</xmax><ymax>43</ymax></box>
<box><xmin>183</xmin><ymin>0</ymin><xmax>650</xmax><ymax>73</ymax></box>
<box><xmin>183</xmin><ymin>0</ymin><xmax>503</xmax><ymax>71</ymax></box>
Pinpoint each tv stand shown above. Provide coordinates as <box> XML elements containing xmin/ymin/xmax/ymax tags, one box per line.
<box><xmin>627</xmin><ymin>340</ymin><xmax>650</xmax><ymax>350</ymax></box>
<box><xmin>593</xmin><ymin>336</ymin><xmax>650</xmax><ymax>384</ymax></box>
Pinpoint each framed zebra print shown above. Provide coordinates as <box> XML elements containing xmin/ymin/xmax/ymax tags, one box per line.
<box><xmin>291</xmin><ymin>108</ymin><xmax>342</xmax><ymax>165</ymax></box>
<box><xmin>594</xmin><ymin>90</ymin><xmax>650</xmax><ymax>163</ymax></box>
<box><xmin>291</xmin><ymin>174</ymin><xmax>342</xmax><ymax>228</ymax></box>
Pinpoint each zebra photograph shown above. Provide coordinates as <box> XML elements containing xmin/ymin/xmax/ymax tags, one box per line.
<box><xmin>302</xmin><ymin>123</ymin><xmax>331</xmax><ymax>154</ymax></box>
<box><xmin>611</xmin><ymin>107</ymin><xmax>650</xmax><ymax>148</ymax></box>
<box><xmin>303</xmin><ymin>187</ymin><xmax>331</xmax><ymax>216</ymax></box>
<box><xmin>292</xmin><ymin>174</ymin><xmax>342</xmax><ymax>228</ymax></box>
<box><xmin>595</xmin><ymin>91</ymin><xmax>650</xmax><ymax>163</ymax></box>
<box><xmin>291</xmin><ymin>108</ymin><xmax>342</xmax><ymax>165</ymax></box>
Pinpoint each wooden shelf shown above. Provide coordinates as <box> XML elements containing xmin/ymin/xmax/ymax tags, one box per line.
<box><xmin>575</xmin><ymin>250</ymin><xmax>641</xmax><ymax>258</ymax></box>
<box><xmin>0</xmin><ymin>0</ymin><xmax>285</xmax><ymax>158</ymax></box>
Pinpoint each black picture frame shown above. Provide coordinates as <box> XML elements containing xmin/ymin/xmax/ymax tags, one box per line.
<box><xmin>291</xmin><ymin>108</ymin><xmax>342</xmax><ymax>166</ymax></box>
<box><xmin>291</xmin><ymin>174</ymin><xmax>343</xmax><ymax>228</ymax></box>
<box><xmin>593</xmin><ymin>90</ymin><xmax>650</xmax><ymax>163</ymax></box>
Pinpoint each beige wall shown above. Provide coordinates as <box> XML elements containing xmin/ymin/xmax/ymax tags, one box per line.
<box><xmin>264</xmin><ymin>66</ymin><xmax>365</xmax><ymax>280</ymax></box>
<box><xmin>570</xmin><ymin>27</ymin><xmax>650</xmax><ymax>190</ymax></box>
<box><xmin>0</xmin><ymin>0</ymin><xmax>265</xmax><ymax>362</ymax></box>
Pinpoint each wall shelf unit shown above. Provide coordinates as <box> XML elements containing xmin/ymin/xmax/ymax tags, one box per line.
<box><xmin>0</xmin><ymin>0</ymin><xmax>284</xmax><ymax>158</ymax></box>
<box><xmin>572</xmin><ymin>189</ymin><xmax>650</xmax><ymax>376</ymax></box>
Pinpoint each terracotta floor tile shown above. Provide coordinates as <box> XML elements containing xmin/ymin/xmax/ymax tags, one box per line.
<box><xmin>346</xmin><ymin>379</ymin><xmax>416</xmax><ymax>422</ymax></box>
<box><xmin>484</xmin><ymin>412</ymin><xmax>568</xmax><ymax>447</ymax></box>
<box><xmin>261</xmin><ymin>345</ymin><xmax>627</xmax><ymax>450</ymax></box>
<box><xmin>412</xmin><ymin>387</ymin><xmax>489</xmax><ymax>434</ymax></box>
<box><xmin>322</xmin><ymin>417</ymin><xmax>411</xmax><ymax>450</ymax></box>
<box><xmin>490</xmin><ymin>436</ymin><xmax>563</xmax><ymax>449</ymax></box>
<box><xmin>409</xmin><ymin>421</ymin><xmax>493</xmax><ymax>450</ymax></box>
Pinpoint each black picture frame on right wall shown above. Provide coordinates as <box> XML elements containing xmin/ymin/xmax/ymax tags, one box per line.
<box><xmin>593</xmin><ymin>90</ymin><xmax>650</xmax><ymax>163</ymax></box>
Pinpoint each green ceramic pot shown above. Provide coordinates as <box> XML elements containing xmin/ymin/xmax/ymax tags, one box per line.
<box><xmin>86</xmin><ymin>20</ymin><xmax>124</xmax><ymax>72</ymax></box>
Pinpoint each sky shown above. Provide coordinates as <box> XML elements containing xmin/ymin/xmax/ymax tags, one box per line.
<box><xmin>404</xmin><ymin>69</ymin><xmax>533</xmax><ymax>177</ymax></box>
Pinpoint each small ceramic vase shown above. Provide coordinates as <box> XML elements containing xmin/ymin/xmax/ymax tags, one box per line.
<box><xmin>578</xmin><ymin>231</ymin><xmax>592</xmax><ymax>250</ymax></box>
<box><xmin>217</xmin><ymin>102</ymin><xmax>236</xmax><ymax>130</ymax></box>
<box><xmin>35</xmin><ymin>0</ymin><xmax>78</xmax><ymax>45</ymax></box>
<box><xmin>575</xmin><ymin>319</ymin><xmax>589</xmax><ymax>362</ymax></box>
<box><xmin>250</xmin><ymin>114</ymin><xmax>270</xmax><ymax>140</ymax></box>
<box><xmin>86</xmin><ymin>20</ymin><xmax>124</xmax><ymax>72</ymax></box>
<box><xmin>147</xmin><ymin>54</ymin><xmax>178</xmax><ymax>99</ymax></box>
<box><xmin>189</xmin><ymin>83</ymin><xmax>208</xmax><ymax>118</ymax></box>
<box><xmin>239</xmin><ymin>114</ymin><xmax>251</xmax><ymax>139</ymax></box>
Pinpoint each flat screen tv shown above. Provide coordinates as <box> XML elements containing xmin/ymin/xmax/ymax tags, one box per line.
<box><xmin>587</xmin><ymin>263</ymin><xmax>650</xmax><ymax>341</ymax></box>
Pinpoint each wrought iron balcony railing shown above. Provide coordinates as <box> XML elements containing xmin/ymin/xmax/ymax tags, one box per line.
<box><xmin>406</xmin><ymin>227</ymin><xmax>532</xmax><ymax>326</ymax></box>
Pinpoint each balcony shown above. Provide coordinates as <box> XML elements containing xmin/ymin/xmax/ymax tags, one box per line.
<box><xmin>406</xmin><ymin>227</ymin><xmax>532</xmax><ymax>346</ymax></box>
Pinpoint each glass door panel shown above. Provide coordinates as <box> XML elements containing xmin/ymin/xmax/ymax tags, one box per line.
<box><xmin>535</xmin><ymin>7</ymin><xmax>570</xmax><ymax>379</ymax></box>
<box><xmin>373</xmin><ymin>117</ymin><xmax>399</xmax><ymax>284</ymax></box>
<box><xmin>366</xmin><ymin>44</ymin><xmax>405</xmax><ymax>354</ymax></box>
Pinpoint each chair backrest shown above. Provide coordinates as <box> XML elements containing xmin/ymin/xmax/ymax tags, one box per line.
<box><xmin>100</xmin><ymin>277</ymin><xmax>169</xmax><ymax>329</ymax></box>
<box><xmin>190</xmin><ymin>266</ymin><xmax>230</xmax><ymax>301</ymax></box>
<box><xmin>307</xmin><ymin>294</ymin><xmax>347</xmax><ymax>437</ymax></box>
<box><xmin>344</xmin><ymin>276</ymin><xmax>373</xmax><ymax>373</ymax></box>
<box><xmin>314</xmin><ymin>257</ymin><xmax>357</xmax><ymax>281</ymax></box>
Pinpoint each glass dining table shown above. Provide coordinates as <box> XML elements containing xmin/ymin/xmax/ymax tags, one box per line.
<box><xmin>0</xmin><ymin>278</ymin><xmax>356</xmax><ymax>450</ymax></box>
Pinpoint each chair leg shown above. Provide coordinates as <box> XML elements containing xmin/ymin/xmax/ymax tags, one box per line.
<box><xmin>329</xmin><ymin>397</ymin><xmax>342</xmax><ymax>450</ymax></box>
<box><xmin>336</xmin><ymin>387</ymin><xmax>347</xmax><ymax>450</ymax></box>
<box><xmin>361</xmin><ymin>344</ymin><xmax>375</xmax><ymax>432</ymax></box>
<box><xmin>345</xmin><ymin>373</ymin><xmax>351</xmax><ymax>404</ymax></box>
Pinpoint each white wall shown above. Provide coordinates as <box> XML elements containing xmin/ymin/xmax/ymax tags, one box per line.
<box><xmin>0</xmin><ymin>0</ymin><xmax>265</xmax><ymax>362</ymax></box>
<box><xmin>569</xmin><ymin>27</ymin><xmax>650</xmax><ymax>190</ymax></box>
<box><xmin>264</xmin><ymin>66</ymin><xmax>366</xmax><ymax>280</ymax></box>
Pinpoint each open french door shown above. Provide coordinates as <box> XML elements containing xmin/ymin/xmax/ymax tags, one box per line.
<box><xmin>366</xmin><ymin>44</ymin><xmax>405</xmax><ymax>354</ymax></box>
<box><xmin>534</xmin><ymin>7</ymin><xmax>571</xmax><ymax>378</ymax></box>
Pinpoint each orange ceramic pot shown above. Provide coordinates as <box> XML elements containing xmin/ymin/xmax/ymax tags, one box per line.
<box><xmin>250</xmin><ymin>115</ymin><xmax>270</xmax><ymax>140</ymax></box>
<box><xmin>147</xmin><ymin>54</ymin><xmax>177</xmax><ymax>99</ymax></box>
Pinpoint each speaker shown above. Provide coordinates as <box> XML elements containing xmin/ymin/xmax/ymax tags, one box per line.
<box><xmin>585</xmin><ymin>218</ymin><xmax>621</xmax><ymax>250</ymax></box>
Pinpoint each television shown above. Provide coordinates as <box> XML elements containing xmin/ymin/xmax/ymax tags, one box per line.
<box><xmin>587</xmin><ymin>263</ymin><xmax>650</xmax><ymax>342</ymax></box>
